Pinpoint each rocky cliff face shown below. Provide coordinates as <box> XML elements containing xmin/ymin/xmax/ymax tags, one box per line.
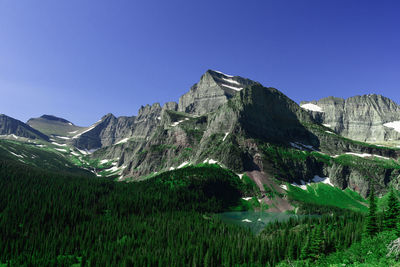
<box><xmin>72</xmin><ymin>102</ymin><xmax>178</xmax><ymax>150</ymax></box>
<box><xmin>300</xmin><ymin>94</ymin><xmax>400</xmax><ymax>143</ymax></box>
<box><xmin>178</xmin><ymin>70</ymin><xmax>256</xmax><ymax>114</ymax></box>
<box><xmin>0</xmin><ymin>114</ymin><xmax>49</xmax><ymax>141</ymax></box>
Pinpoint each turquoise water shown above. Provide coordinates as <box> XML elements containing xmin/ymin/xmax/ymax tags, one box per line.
<box><xmin>218</xmin><ymin>211</ymin><xmax>313</xmax><ymax>234</ymax></box>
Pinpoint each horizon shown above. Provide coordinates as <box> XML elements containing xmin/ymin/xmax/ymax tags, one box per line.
<box><xmin>1</xmin><ymin>0</ymin><xmax>399</xmax><ymax>126</ymax></box>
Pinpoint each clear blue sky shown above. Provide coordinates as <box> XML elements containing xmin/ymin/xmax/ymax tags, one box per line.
<box><xmin>1</xmin><ymin>0</ymin><xmax>399</xmax><ymax>126</ymax></box>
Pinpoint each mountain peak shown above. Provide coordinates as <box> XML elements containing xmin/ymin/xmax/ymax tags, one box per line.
<box><xmin>38</xmin><ymin>115</ymin><xmax>73</xmax><ymax>125</ymax></box>
<box><xmin>178</xmin><ymin>69</ymin><xmax>257</xmax><ymax>114</ymax></box>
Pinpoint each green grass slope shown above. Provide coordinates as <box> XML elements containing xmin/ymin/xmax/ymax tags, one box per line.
<box><xmin>286</xmin><ymin>183</ymin><xmax>368</xmax><ymax>213</ymax></box>
<box><xmin>0</xmin><ymin>139</ymin><xmax>92</xmax><ymax>176</ymax></box>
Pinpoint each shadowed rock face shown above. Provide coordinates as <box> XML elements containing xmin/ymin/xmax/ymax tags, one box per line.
<box><xmin>0</xmin><ymin>114</ymin><xmax>49</xmax><ymax>141</ymax></box>
<box><xmin>300</xmin><ymin>94</ymin><xmax>400</xmax><ymax>142</ymax></box>
<box><xmin>178</xmin><ymin>70</ymin><xmax>256</xmax><ymax>115</ymax></box>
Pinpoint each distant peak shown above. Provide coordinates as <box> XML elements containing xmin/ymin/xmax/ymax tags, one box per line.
<box><xmin>39</xmin><ymin>115</ymin><xmax>72</xmax><ymax>124</ymax></box>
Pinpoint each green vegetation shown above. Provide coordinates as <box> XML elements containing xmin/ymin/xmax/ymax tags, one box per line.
<box><xmin>0</xmin><ymin>139</ymin><xmax>91</xmax><ymax>176</ymax></box>
<box><xmin>0</xmin><ymin>158</ymin><xmax>372</xmax><ymax>266</ymax></box>
<box><xmin>279</xmin><ymin>185</ymin><xmax>400</xmax><ymax>266</ymax></box>
<box><xmin>366</xmin><ymin>186</ymin><xmax>379</xmax><ymax>236</ymax></box>
<box><xmin>286</xmin><ymin>183</ymin><xmax>369</xmax><ymax>212</ymax></box>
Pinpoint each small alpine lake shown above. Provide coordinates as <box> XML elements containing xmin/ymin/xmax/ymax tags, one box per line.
<box><xmin>217</xmin><ymin>211</ymin><xmax>318</xmax><ymax>234</ymax></box>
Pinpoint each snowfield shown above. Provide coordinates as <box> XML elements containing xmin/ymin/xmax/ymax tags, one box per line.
<box><xmin>300</xmin><ymin>103</ymin><xmax>324</xmax><ymax>112</ymax></box>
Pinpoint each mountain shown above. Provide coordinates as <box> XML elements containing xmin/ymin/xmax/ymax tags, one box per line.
<box><xmin>71</xmin><ymin>102</ymin><xmax>178</xmax><ymax>150</ymax></box>
<box><xmin>300</xmin><ymin>94</ymin><xmax>400</xmax><ymax>144</ymax></box>
<box><xmin>27</xmin><ymin>114</ymin><xmax>83</xmax><ymax>137</ymax></box>
<box><xmin>2</xmin><ymin>70</ymin><xmax>400</xmax><ymax>201</ymax></box>
<box><xmin>0</xmin><ymin>114</ymin><xmax>49</xmax><ymax>141</ymax></box>
<box><xmin>85</xmin><ymin>72</ymin><xmax>400</xmax><ymax>199</ymax></box>
<box><xmin>178</xmin><ymin>69</ymin><xmax>256</xmax><ymax>114</ymax></box>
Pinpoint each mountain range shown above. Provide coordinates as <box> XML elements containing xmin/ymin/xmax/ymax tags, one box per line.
<box><xmin>1</xmin><ymin>69</ymin><xmax>400</xmax><ymax>210</ymax></box>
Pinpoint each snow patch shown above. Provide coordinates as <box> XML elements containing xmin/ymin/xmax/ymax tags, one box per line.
<box><xmin>68</xmin><ymin>130</ymin><xmax>78</xmax><ymax>134</ymax></box>
<box><xmin>177</xmin><ymin>161</ymin><xmax>189</xmax><ymax>169</ymax></box>
<box><xmin>242</xmin><ymin>197</ymin><xmax>253</xmax><ymax>201</ymax></box>
<box><xmin>301</xmin><ymin>103</ymin><xmax>324</xmax><ymax>112</ymax></box>
<box><xmin>9</xmin><ymin>151</ymin><xmax>24</xmax><ymax>158</ymax></box>
<box><xmin>52</xmin><ymin>142</ymin><xmax>67</xmax><ymax>147</ymax></box>
<box><xmin>56</xmin><ymin>136</ymin><xmax>71</xmax><ymax>140</ymax></box>
<box><xmin>203</xmin><ymin>158</ymin><xmax>218</xmax><ymax>164</ymax></box>
<box><xmin>291</xmin><ymin>176</ymin><xmax>334</xmax><ymax>190</ymax></box>
<box><xmin>312</xmin><ymin>176</ymin><xmax>334</xmax><ymax>186</ymax></box>
<box><xmin>237</xmin><ymin>174</ymin><xmax>244</xmax><ymax>180</ymax></box>
<box><xmin>171</xmin><ymin>118</ymin><xmax>189</xmax><ymax>127</ymax></box>
<box><xmin>322</xmin><ymin>124</ymin><xmax>331</xmax><ymax>128</ymax></box>
<box><xmin>344</xmin><ymin>152</ymin><xmax>390</xmax><ymax>160</ymax></box>
<box><xmin>222</xmin><ymin>132</ymin><xmax>229</xmax><ymax>141</ymax></box>
<box><xmin>100</xmin><ymin>159</ymin><xmax>110</xmax><ymax>164</ymax></box>
<box><xmin>72</xmin><ymin>125</ymin><xmax>96</xmax><ymax>139</ymax></box>
<box><xmin>55</xmin><ymin>148</ymin><xmax>67</xmax><ymax>153</ymax></box>
<box><xmin>169</xmin><ymin>167</ymin><xmax>175</xmax><ymax>171</ymax></box>
<box><xmin>115</xmin><ymin>138</ymin><xmax>129</xmax><ymax>145</ymax></box>
<box><xmin>383</xmin><ymin>121</ymin><xmax>400</xmax><ymax>133</ymax></box>
<box><xmin>76</xmin><ymin>148</ymin><xmax>98</xmax><ymax>155</ymax></box>
<box><xmin>280</xmin><ymin>185</ymin><xmax>288</xmax><ymax>191</ymax></box>
<box><xmin>325</xmin><ymin>131</ymin><xmax>335</xmax><ymax>134</ymax></box>
<box><xmin>221</xmin><ymin>77</ymin><xmax>240</xmax><ymax>85</ymax></box>
<box><xmin>220</xmin><ymin>84</ymin><xmax>243</xmax><ymax>91</ymax></box>
<box><xmin>70</xmin><ymin>151</ymin><xmax>80</xmax><ymax>156</ymax></box>
<box><xmin>242</xmin><ymin>219</ymin><xmax>252</xmax><ymax>223</ymax></box>
<box><xmin>213</xmin><ymin>70</ymin><xmax>233</xmax><ymax>77</ymax></box>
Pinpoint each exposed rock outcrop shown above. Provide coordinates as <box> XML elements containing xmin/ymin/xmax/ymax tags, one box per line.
<box><xmin>300</xmin><ymin>94</ymin><xmax>400</xmax><ymax>143</ymax></box>
<box><xmin>178</xmin><ymin>70</ymin><xmax>256</xmax><ymax>114</ymax></box>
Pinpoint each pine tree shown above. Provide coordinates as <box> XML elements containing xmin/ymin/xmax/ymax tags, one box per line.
<box><xmin>383</xmin><ymin>189</ymin><xmax>400</xmax><ymax>231</ymax></box>
<box><xmin>366</xmin><ymin>185</ymin><xmax>379</xmax><ymax>236</ymax></box>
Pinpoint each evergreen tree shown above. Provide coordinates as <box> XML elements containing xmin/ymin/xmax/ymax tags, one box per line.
<box><xmin>366</xmin><ymin>185</ymin><xmax>378</xmax><ymax>236</ymax></box>
<box><xmin>383</xmin><ymin>189</ymin><xmax>400</xmax><ymax>231</ymax></box>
